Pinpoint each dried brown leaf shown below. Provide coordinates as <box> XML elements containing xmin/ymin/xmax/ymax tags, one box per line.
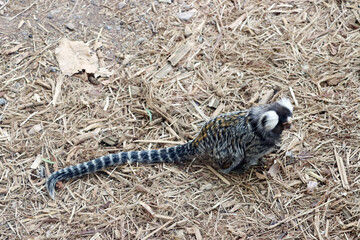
<box><xmin>55</xmin><ymin>38</ymin><xmax>99</xmax><ymax>75</ymax></box>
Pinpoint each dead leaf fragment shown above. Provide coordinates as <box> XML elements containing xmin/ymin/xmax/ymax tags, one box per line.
<box><xmin>306</xmin><ymin>181</ymin><xmax>318</xmax><ymax>194</ymax></box>
<box><xmin>55</xmin><ymin>38</ymin><xmax>99</xmax><ymax>75</ymax></box>
<box><xmin>139</xmin><ymin>201</ymin><xmax>155</xmax><ymax>216</ymax></box>
<box><xmin>227</xmin><ymin>226</ymin><xmax>246</xmax><ymax>239</ymax></box>
<box><xmin>14</xmin><ymin>52</ymin><xmax>29</xmax><ymax>65</ymax></box>
<box><xmin>177</xmin><ymin>10</ymin><xmax>196</xmax><ymax>21</ymax></box>
<box><xmin>327</xmin><ymin>78</ymin><xmax>342</xmax><ymax>86</ymax></box>
<box><xmin>255</xmin><ymin>171</ymin><xmax>267</xmax><ymax>180</ymax></box>
<box><xmin>72</xmin><ymin>128</ymin><xmax>101</xmax><ymax>145</ymax></box>
<box><xmin>122</xmin><ymin>54</ymin><xmax>135</xmax><ymax>65</ymax></box>
<box><xmin>28</xmin><ymin>124</ymin><xmax>43</xmax><ymax>135</ymax></box>
<box><xmin>5</xmin><ymin>44</ymin><xmax>24</xmax><ymax>55</ymax></box>
<box><xmin>95</xmin><ymin>67</ymin><xmax>114</xmax><ymax>78</ymax></box>
<box><xmin>30</xmin><ymin>155</ymin><xmax>43</xmax><ymax>169</ymax></box>
<box><xmin>268</xmin><ymin>161</ymin><xmax>281</xmax><ymax>177</ymax></box>
<box><xmin>186</xmin><ymin>227</ymin><xmax>202</xmax><ymax>240</ymax></box>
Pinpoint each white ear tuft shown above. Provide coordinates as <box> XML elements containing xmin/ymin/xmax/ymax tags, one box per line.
<box><xmin>277</xmin><ymin>98</ymin><xmax>293</xmax><ymax>112</ymax></box>
<box><xmin>260</xmin><ymin>111</ymin><xmax>279</xmax><ymax>131</ymax></box>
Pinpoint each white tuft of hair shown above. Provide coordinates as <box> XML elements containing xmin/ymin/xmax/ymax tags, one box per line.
<box><xmin>260</xmin><ymin>111</ymin><xmax>279</xmax><ymax>131</ymax></box>
<box><xmin>277</xmin><ymin>98</ymin><xmax>293</xmax><ymax>112</ymax></box>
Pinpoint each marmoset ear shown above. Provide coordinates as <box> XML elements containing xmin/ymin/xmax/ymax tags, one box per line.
<box><xmin>259</xmin><ymin>110</ymin><xmax>279</xmax><ymax>131</ymax></box>
<box><xmin>277</xmin><ymin>98</ymin><xmax>293</xmax><ymax>113</ymax></box>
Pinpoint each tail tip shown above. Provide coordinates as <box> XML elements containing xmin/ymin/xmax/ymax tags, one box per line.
<box><xmin>45</xmin><ymin>176</ymin><xmax>56</xmax><ymax>200</ymax></box>
<box><xmin>48</xmin><ymin>189</ymin><xmax>55</xmax><ymax>200</ymax></box>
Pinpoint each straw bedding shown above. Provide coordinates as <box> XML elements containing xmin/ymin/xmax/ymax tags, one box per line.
<box><xmin>0</xmin><ymin>0</ymin><xmax>359</xmax><ymax>239</ymax></box>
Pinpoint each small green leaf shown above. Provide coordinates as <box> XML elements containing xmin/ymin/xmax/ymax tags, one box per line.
<box><xmin>145</xmin><ymin>108</ymin><xmax>152</xmax><ymax>122</ymax></box>
<box><xmin>42</xmin><ymin>158</ymin><xmax>56</xmax><ymax>164</ymax></box>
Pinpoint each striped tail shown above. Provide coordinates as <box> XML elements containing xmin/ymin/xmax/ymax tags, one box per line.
<box><xmin>46</xmin><ymin>143</ymin><xmax>194</xmax><ymax>199</ymax></box>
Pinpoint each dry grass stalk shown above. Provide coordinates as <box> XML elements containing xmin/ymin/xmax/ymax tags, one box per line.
<box><xmin>334</xmin><ymin>147</ymin><xmax>350</xmax><ymax>190</ymax></box>
<box><xmin>206</xmin><ymin>165</ymin><xmax>230</xmax><ymax>185</ymax></box>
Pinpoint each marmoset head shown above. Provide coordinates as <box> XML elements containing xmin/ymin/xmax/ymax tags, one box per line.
<box><xmin>250</xmin><ymin>98</ymin><xmax>293</xmax><ymax>142</ymax></box>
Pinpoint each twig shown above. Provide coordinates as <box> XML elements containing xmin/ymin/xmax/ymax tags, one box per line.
<box><xmin>8</xmin><ymin>0</ymin><xmax>38</xmax><ymax>20</ymax></box>
<box><xmin>206</xmin><ymin>165</ymin><xmax>230</xmax><ymax>185</ymax></box>
<box><xmin>0</xmin><ymin>0</ymin><xmax>10</xmax><ymax>10</ymax></box>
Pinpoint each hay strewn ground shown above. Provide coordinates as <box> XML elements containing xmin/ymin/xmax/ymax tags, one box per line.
<box><xmin>1</xmin><ymin>0</ymin><xmax>359</xmax><ymax>239</ymax></box>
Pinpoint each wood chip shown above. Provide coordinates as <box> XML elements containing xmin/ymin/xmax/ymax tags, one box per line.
<box><xmin>154</xmin><ymin>62</ymin><xmax>173</xmax><ymax>79</ymax></box>
<box><xmin>139</xmin><ymin>201</ymin><xmax>155</xmax><ymax>216</ymax></box>
<box><xmin>334</xmin><ymin>147</ymin><xmax>350</xmax><ymax>190</ymax></box>
<box><xmin>35</xmin><ymin>79</ymin><xmax>52</xmax><ymax>90</ymax></box>
<box><xmin>30</xmin><ymin>155</ymin><xmax>43</xmax><ymax>169</ymax></box>
<box><xmin>168</xmin><ymin>42</ymin><xmax>193</xmax><ymax>66</ymax></box>
<box><xmin>258</xmin><ymin>89</ymin><xmax>274</xmax><ymax>104</ymax></box>
<box><xmin>211</xmin><ymin>103</ymin><xmax>225</xmax><ymax>118</ymax></box>
<box><xmin>53</xmin><ymin>74</ymin><xmax>64</xmax><ymax>106</ymax></box>
<box><xmin>72</xmin><ymin>128</ymin><xmax>101</xmax><ymax>145</ymax></box>
<box><xmin>208</xmin><ymin>98</ymin><xmax>220</xmax><ymax>109</ymax></box>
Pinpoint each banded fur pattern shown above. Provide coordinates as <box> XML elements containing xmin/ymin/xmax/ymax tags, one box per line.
<box><xmin>191</xmin><ymin>98</ymin><xmax>293</xmax><ymax>174</ymax></box>
<box><xmin>46</xmin><ymin>98</ymin><xmax>293</xmax><ymax>199</ymax></box>
<box><xmin>192</xmin><ymin>111</ymin><xmax>248</xmax><ymax>149</ymax></box>
<box><xmin>46</xmin><ymin>143</ymin><xmax>193</xmax><ymax>199</ymax></box>
<box><xmin>191</xmin><ymin>110</ymin><xmax>259</xmax><ymax>173</ymax></box>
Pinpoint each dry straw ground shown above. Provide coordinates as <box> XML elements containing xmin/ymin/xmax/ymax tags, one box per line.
<box><xmin>1</xmin><ymin>0</ymin><xmax>360</xmax><ymax>239</ymax></box>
